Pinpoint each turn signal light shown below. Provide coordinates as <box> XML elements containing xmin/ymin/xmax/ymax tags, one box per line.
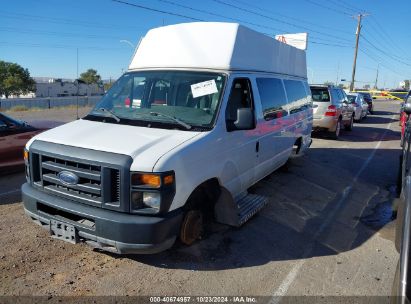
<box><xmin>164</xmin><ymin>174</ymin><xmax>174</xmax><ymax>185</ymax></box>
<box><xmin>23</xmin><ymin>149</ymin><xmax>29</xmax><ymax>162</ymax></box>
<box><xmin>131</xmin><ymin>173</ymin><xmax>161</xmax><ymax>188</ymax></box>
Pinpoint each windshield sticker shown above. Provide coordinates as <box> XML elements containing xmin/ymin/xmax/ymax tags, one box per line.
<box><xmin>191</xmin><ymin>80</ymin><xmax>218</xmax><ymax>98</ymax></box>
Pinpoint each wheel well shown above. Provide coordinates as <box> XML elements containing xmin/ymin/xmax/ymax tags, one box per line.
<box><xmin>293</xmin><ymin>137</ymin><xmax>302</xmax><ymax>155</ymax></box>
<box><xmin>184</xmin><ymin>178</ymin><xmax>221</xmax><ymax>219</ymax></box>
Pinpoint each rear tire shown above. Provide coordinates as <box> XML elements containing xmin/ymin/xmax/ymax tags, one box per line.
<box><xmin>345</xmin><ymin>115</ymin><xmax>354</xmax><ymax>131</ymax></box>
<box><xmin>330</xmin><ymin>118</ymin><xmax>341</xmax><ymax>140</ymax></box>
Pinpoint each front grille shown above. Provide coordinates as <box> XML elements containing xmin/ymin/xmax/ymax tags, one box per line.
<box><xmin>31</xmin><ymin>153</ymin><xmax>121</xmax><ymax>208</ymax></box>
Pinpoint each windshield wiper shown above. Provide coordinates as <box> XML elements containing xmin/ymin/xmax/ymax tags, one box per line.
<box><xmin>93</xmin><ymin>108</ymin><xmax>121</xmax><ymax>123</ymax></box>
<box><xmin>149</xmin><ymin>112</ymin><xmax>191</xmax><ymax>130</ymax></box>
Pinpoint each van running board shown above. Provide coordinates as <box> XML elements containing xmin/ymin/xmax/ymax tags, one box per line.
<box><xmin>215</xmin><ymin>192</ymin><xmax>268</xmax><ymax>227</ymax></box>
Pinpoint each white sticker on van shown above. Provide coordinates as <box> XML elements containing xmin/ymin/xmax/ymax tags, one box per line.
<box><xmin>191</xmin><ymin>80</ymin><xmax>218</xmax><ymax>98</ymax></box>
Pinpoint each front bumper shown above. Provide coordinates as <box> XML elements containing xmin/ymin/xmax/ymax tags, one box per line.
<box><xmin>22</xmin><ymin>183</ymin><xmax>183</xmax><ymax>254</ymax></box>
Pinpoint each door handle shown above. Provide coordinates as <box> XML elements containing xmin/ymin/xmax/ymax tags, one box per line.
<box><xmin>256</xmin><ymin>141</ymin><xmax>259</xmax><ymax>153</ymax></box>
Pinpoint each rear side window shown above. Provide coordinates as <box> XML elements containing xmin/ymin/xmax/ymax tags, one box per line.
<box><xmin>284</xmin><ymin>80</ymin><xmax>311</xmax><ymax>114</ymax></box>
<box><xmin>311</xmin><ymin>88</ymin><xmax>330</xmax><ymax>102</ymax></box>
<box><xmin>347</xmin><ymin>95</ymin><xmax>357</xmax><ymax>103</ymax></box>
<box><xmin>256</xmin><ymin>78</ymin><xmax>288</xmax><ymax>120</ymax></box>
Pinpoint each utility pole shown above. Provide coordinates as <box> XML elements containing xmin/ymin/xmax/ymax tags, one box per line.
<box><xmin>374</xmin><ymin>63</ymin><xmax>379</xmax><ymax>89</ymax></box>
<box><xmin>336</xmin><ymin>62</ymin><xmax>340</xmax><ymax>86</ymax></box>
<box><xmin>76</xmin><ymin>48</ymin><xmax>79</xmax><ymax>120</ymax></box>
<box><xmin>350</xmin><ymin>14</ymin><xmax>368</xmax><ymax>92</ymax></box>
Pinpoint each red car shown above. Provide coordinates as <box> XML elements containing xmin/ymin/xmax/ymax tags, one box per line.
<box><xmin>0</xmin><ymin>112</ymin><xmax>61</xmax><ymax>174</ymax></box>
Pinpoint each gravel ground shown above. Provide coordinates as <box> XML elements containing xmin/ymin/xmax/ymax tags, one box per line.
<box><xmin>3</xmin><ymin>106</ymin><xmax>93</xmax><ymax>123</ymax></box>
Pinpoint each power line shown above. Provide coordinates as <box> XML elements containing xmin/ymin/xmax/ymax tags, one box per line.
<box><xmin>337</xmin><ymin>0</ymin><xmax>366</xmax><ymax>14</ymax></box>
<box><xmin>0</xmin><ymin>41</ymin><xmax>123</xmax><ymax>51</ymax></box>
<box><xmin>368</xmin><ymin>16</ymin><xmax>410</xmax><ymax>60</ymax></box>
<box><xmin>218</xmin><ymin>0</ymin><xmax>353</xmax><ymax>36</ymax></box>
<box><xmin>113</xmin><ymin>0</ymin><xmax>352</xmax><ymax>48</ymax></box>
<box><xmin>327</xmin><ymin>0</ymin><xmax>360</xmax><ymax>14</ymax></box>
<box><xmin>210</xmin><ymin>0</ymin><xmax>353</xmax><ymax>43</ymax></box>
<box><xmin>0</xmin><ymin>11</ymin><xmax>145</xmax><ymax>31</ymax></box>
<box><xmin>112</xmin><ymin>0</ymin><xmax>203</xmax><ymax>21</ymax></box>
<box><xmin>155</xmin><ymin>0</ymin><xmax>289</xmax><ymax>34</ymax></box>
<box><xmin>302</xmin><ymin>0</ymin><xmax>353</xmax><ymax>16</ymax></box>
<box><xmin>359</xmin><ymin>47</ymin><xmax>408</xmax><ymax>78</ymax></box>
<box><xmin>0</xmin><ymin>27</ymin><xmax>129</xmax><ymax>40</ymax></box>
<box><xmin>361</xmin><ymin>34</ymin><xmax>411</xmax><ymax>67</ymax></box>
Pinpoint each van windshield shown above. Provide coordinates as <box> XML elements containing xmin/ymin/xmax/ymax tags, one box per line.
<box><xmin>85</xmin><ymin>71</ymin><xmax>226</xmax><ymax>130</ymax></box>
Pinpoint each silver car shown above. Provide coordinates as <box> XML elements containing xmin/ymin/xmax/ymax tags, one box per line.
<box><xmin>347</xmin><ymin>93</ymin><xmax>368</xmax><ymax>121</ymax></box>
<box><xmin>310</xmin><ymin>85</ymin><xmax>355</xmax><ymax>139</ymax></box>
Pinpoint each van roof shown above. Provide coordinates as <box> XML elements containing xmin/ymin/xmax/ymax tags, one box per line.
<box><xmin>128</xmin><ymin>22</ymin><xmax>307</xmax><ymax>79</ymax></box>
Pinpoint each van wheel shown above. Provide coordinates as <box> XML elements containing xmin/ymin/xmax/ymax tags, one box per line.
<box><xmin>180</xmin><ymin>210</ymin><xmax>203</xmax><ymax>245</ymax></box>
<box><xmin>345</xmin><ymin>115</ymin><xmax>354</xmax><ymax>131</ymax></box>
<box><xmin>330</xmin><ymin>118</ymin><xmax>341</xmax><ymax>140</ymax></box>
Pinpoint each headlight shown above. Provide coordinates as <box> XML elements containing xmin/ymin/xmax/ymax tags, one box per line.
<box><xmin>130</xmin><ymin>171</ymin><xmax>175</xmax><ymax>214</ymax></box>
<box><xmin>130</xmin><ymin>191</ymin><xmax>161</xmax><ymax>213</ymax></box>
<box><xmin>143</xmin><ymin>192</ymin><xmax>161</xmax><ymax>210</ymax></box>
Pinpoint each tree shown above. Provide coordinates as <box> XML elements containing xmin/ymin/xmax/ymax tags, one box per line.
<box><xmin>104</xmin><ymin>82</ymin><xmax>113</xmax><ymax>92</ymax></box>
<box><xmin>0</xmin><ymin>60</ymin><xmax>36</xmax><ymax>98</ymax></box>
<box><xmin>80</xmin><ymin>68</ymin><xmax>102</xmax><ymax>85</ymax></box>
<box><xmin>323</xmin><ymin>81</ymin><xmax>334</xmax><ymax>86</ymax></box>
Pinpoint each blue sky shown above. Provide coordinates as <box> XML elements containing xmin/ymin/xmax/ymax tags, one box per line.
<box><xmin>0</xmin><ymin>0</ymin><xmax>410</xmax><ymax>89</ymax></box>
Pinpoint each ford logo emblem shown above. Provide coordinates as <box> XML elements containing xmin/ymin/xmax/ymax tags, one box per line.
<box><xmin>57</xmin><ymin>171</ymin><xmax>79</xmax><ymax>186</ymax></box>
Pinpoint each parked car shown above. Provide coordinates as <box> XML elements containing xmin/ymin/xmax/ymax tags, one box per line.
<box><xmin>357</xmin><ymin>92</ymin><xmax>373</xmax><ymax>114</ymax></box>
<box><xmin>0</xmin><ymin>112</ymin><xmax>61</xmax><ymax>175</ymax></box>
<box><xmin>347</xmin><ymin>93</ymin><xmax>368</xmax><ymax>121</ymax></box>
<box><xmin>22</xmin><ymin>22</ymin><xmax>313</xmax><ymax>254</ymax></box>
<box><xmin>400</xmin><ymin>94</ymin><xmax>411</xmax><ymax>146</ymax></box>
<box><xmin>310</xmin><ymin>85</ymin><xmax>355</xmax><ymax>139</ymax></box>
<box><xmin>393</xmin><ymin>103</ymin><xmax>411</xmax><ymax>303</ymax></box>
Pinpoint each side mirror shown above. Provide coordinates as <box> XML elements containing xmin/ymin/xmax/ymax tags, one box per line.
<box><xmin>404</xmin><ymin>103</ymin><xmax>411</xmax><ymax>115</ymax></box>
<box><xmin>233</xmin><ymin>108</ymin><xmax>254</xmax><ymax>131</ymax></box>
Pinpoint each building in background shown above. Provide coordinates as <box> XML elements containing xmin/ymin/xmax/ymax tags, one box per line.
<box><xmin>1</xmin><ymin>78</ymin><xmax>105</xmax><ymax>99</ymax></box>
<box><xmin>35</xmin><ymin>78</ymin><xmax>104</xmax><ymax>98</ymax></box>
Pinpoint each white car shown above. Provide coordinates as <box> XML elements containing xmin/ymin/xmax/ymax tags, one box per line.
<box><xmin>22</xmin><ymin>22</ymin><xmax>313</xmax><ymax>254</ymax></box>
<box><xmin>347</xmin><ymin>92</ymin><xmax>368</xmax><ymax>121</ymax></box>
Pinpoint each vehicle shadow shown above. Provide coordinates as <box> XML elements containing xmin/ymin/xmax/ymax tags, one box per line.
<box><xmin>340</xmin><ymin>127</ymin><xmax>400</xmax><ymax>143</ymax></box>
<box><xmin>372</xmin><ymin>110</ymin><xmax>398</xmax><ymax>116</ymax></box>
<box><xmin>0</xmin><ymin>172</ymin><xmax>25</xmax><ymax>205</ymax></box>
<box><xmin>119</xmin><ymin>147</ymin><xmax>400</xmax><ymax>270</ymax></box>
<box><xmin>361</xmin><ymin>116</ymin><xmax>399</xmax><ymax>125</ymax></box>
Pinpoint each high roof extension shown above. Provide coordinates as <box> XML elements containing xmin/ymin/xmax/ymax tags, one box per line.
<box><xmin>129</xmin><ymin>22</ymin><xmax>307</xmax><ymax>79</ymax></box>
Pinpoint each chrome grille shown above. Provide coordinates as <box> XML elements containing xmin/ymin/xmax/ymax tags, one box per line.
<box><xmin>38</xmin><ymin>155</ymin><xmax>120</xmax><ymax>205</ymax></box>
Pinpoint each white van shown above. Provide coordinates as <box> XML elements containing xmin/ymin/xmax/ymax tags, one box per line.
<box><xmin>22</xmin><ymin>22</ymin><xmax>313</xmax><ymax>254</ymax></box>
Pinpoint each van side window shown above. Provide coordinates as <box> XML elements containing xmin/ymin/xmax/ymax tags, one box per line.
<box><xmin>256</xmin><ymin>78</ymin><xmax>288</xmax><ymax>120</ymax></box>
<box><xmin>283</xmin><ymin>80</ymin><xmax>311</xmax><ymax>114</ymax></box>
<box><xmin>225</xmin><ymin>78</ymin><xmax>254</xmax><ymax>123</ymax></box>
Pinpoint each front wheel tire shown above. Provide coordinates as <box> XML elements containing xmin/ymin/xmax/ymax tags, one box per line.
<box><xmin>180</xmin><ymin>210</ymin><xmax>203</xmax><ymax>245</ymax></box>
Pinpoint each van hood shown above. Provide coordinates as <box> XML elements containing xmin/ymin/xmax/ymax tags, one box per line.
<box><xmin>28</xmin><ymin>119</ymin><xmax>201</xmax><ymax>172</ymax></box>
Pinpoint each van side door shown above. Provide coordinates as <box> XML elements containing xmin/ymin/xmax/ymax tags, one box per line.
<box><xmin>222</xmin><ymin>77</ymin><xmax>259</xmax><ymax>195</ymax></box>
<box><xmin>254</xmin><ymin>77</ymin><xmax>290</xmax><ymax>179</ymax></box>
